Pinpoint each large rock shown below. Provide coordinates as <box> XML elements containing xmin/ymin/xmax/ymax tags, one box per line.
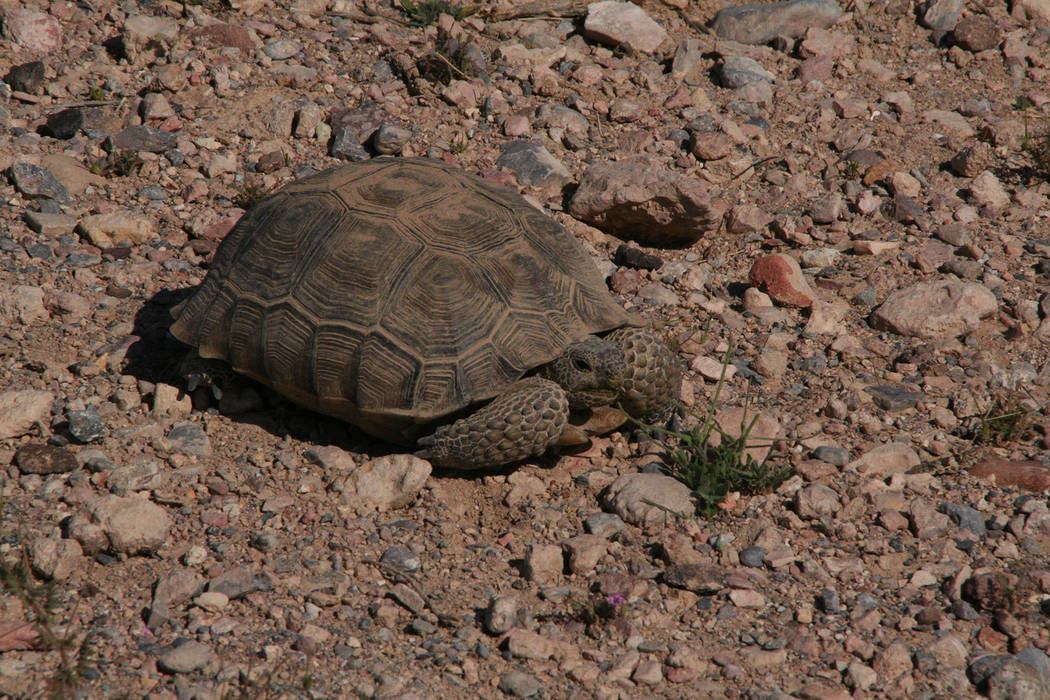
<box><xmin>748</xmin><ymin>254</ymin><xmax>817</xmax><ymax>308</ymax></box>
<box><xmin>602</xmin><ymin>473</ymin><xmax>697</xmax><ymax>530</ymax></box>
<box><xmin>568</xmin><ymin>159</ymin><xmax>724</xmax><ymax>247</ymax></box>
<box><xmin>870</xmin><ymin>279</ymin><xmax>997</xmax><ymax>338</ymax></box>
<box><xmin>711</xmin><ymin>0</ymin><xmax>842</xmax><ymax>45</ymax></box>
<box><xmin>333</xmin><ymin>454</ymin><xmax>431</xmax><ymax>511</ymax></box>
<box><xmin>67</xmin><ymin>495</ymin><xmax>172</xmax><ymax>556</ymax></box>
<box><xmin>584</xmin><ymin>1</ymin><xmax>669</xmax><ymax>54</ymax></box>
<box><xmin>496</xmin><ymin>141</ymin><xmax>570</xmax><ymax>188</ymax></box>
<box><xmin>0</xmin><ymin>390</ymin><xmax>54</xmax><ymax>439</ymax></box>
<box><xmin>3</xmin><ymin>9</ymin><xmax>62</xmax><ymax>54</ymax></box>
<box><xmin>1016</xmin><ymin>0</ymin><xmax>1050</xmax><ymax>24</ymax></box>
<box><xmin>0</xmin><ymin>285</ymin><xmax>49</xmax><ymax>324</ymax></box>
<box><xmin>77</xmin><ymin>210</ymin><xmax>157</xmax><ymax>247</ymax></box>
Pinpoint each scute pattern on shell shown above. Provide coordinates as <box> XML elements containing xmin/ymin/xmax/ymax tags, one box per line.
<box><xmin>170</xmin><ymin>157</ymin><xmax>633</xmax><ymax>442</ymax></box>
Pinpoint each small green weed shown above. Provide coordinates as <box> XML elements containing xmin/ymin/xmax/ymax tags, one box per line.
<box><xmin>633</xmin><ymin>343</ymin><xmax>793</xmax><ymax>517</ymax></box>
<box><xmin>968</xmin><ymin>391</ymin><xmax>1035</xmax><ymax>446</ymax></box>
<box><xmin>400</xmin><ymin>0</ymin><xmax>476</xmax><ymax>26</ymax></box>
<box><xmin>105</xmin><ymin>150</ymin><xmax>140</xmax><ymax>177</ymax></box>
<box><xmin>86</xmin><ymin>86</ymin><xmax>104</xmax><ymax>101</ymax></box>
<box><xmin>1022</xmin><ymin>110</ymin><xmax>1050</xmax><ymax>180</ymax></box>
<box><xmin>0</xmin><ymin>543</ymin><xmax>95</xmax><ymax>698</ymax></box>
<box><xmin>418</xmin><ymin>39</ymin><xmax>478</xmax><ymax>85</ymax></box>
<box><xmin>449</xmin><ymin>134</ymin><xmax>468</xmax><ymax>154</ymax></box>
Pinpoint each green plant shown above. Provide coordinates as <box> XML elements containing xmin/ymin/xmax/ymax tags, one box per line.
<box><xmin>0</xmin><ymin>545</ymin><xmax>96</xmax><ymax>698</ymax></box>
<box><xmin>400</xmin><ymin>0</ymin><xmax>476</xmax><ymax>26</ymax></box>
<box><xmin>418</xmin><ymin>39</ymin><xmax>477</xmax><ymax>85</ymax></box>
<box><xmin>105</xmin><ymin>150</ymin><xmax>140</xmax><ymax>177</ymax></box>
<box><xmin>1022</xmin><ymin>110</ymin><xmax>1050</xmax><ymax>179</ymax></box>
<box><xmin>968</xmin><ymin>391</ymin><xmax>1035</xmax><ymax>446</ymax></box>
<box><xmin>631</xmin><ymin>343</ymin><xmax>793</xmax><ymax>516</ymax></box>
<box><xmin>86</xmin><ymin>86</ymin><xmax>104</xmax><ymax>101</ymax></box>
<box><xmin>449</xmin><ymin>134</ymin><xmax>468</xmax><ymax>154</ymax></box>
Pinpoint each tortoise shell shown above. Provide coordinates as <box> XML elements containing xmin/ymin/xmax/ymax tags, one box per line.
<box><xmin>170</xmin><ymin>157</ymin><xmax>634</xmax><ymax>442</ymax></box>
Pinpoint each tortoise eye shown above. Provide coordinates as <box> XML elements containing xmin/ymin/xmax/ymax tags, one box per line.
<box><xmin>572</xmin><ymin>357</ymin><xmax>592</xmax><ymax>372</ymax></box>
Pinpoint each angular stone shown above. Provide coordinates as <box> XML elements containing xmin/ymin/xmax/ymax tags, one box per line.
<box><xmin>602</xmin><ymin>473</ymin><xmax>697</xmax><ymax>530</ymax></box>
<box><xmin>29</xmin><ymin>537</ymin><xmax>84</xmax><ymax>581</ymax></box>
<box><xmin>967</xmin><ymin>170</ymin><xmax>1011</xmax><ymax>210</ymax></box>
<box><xmin>3</xmin><ymin>9</ymin><xmax>62</xmax><ymax>54</ymax></box>
<box><xmin>208</xmin><ymin>566</ymin><xmax>270</xmax><ymax>599</ymax></box>
<box><xmin>7</xmin><ymin>163</ymin><xmax>70</xmax><ymax>202</ymax></box>
<box><xmin>569</xmin><ymin>159</ymin><xmax>723</xmax><ymax>246</ymax></box>
<box><xmin>185</xmin><ymin>23</ymin><xmax>256</xmax><ymax>54</ymax></box>
<box><xmin>921</xmin><ymin>0</ymin><xmax>963</xmax><ymax>32</ymax></box>
<box><xmin>867</xmin><ymin>385</ymin><xmax>923</xmax><ymax>411</ymax></box>
<box><xmin>333</xmin><ymin>454</ymin><xmax>430</xmax><ymax>511</ymax></box>
<box><xmin>0</xmin><ymin>390</ymin><xmax>53</xmax><ymax>439</ymax></box>
<box><xmin>584</xmin><ymin>1</ymin><xmax>669</xmax><ymax>54</ymax></box>
<box><xmin>749</xmin><ymin>254</ymin><xmax>817</xmax><ymax>307</ymax></box>
<box><xmin>42</xmin><ymin>108</ymin><xmax>84</xmax><ymax>139</ymax></box>
<box><xmin>67</xmin><ymin>408</ymin><xmax>106</xmax><ymax>443</ymax></box>
<box><xmin>496</xmin><ymin>141</ymin><xmax>570</xmax><ymax>187</ymax></box>
<box><xmin>69</xmin><ymin>495</ymin><xmax>172</xmax><ymax>555</ymax></box>
<box><xmin>105</xmin><ymin>125</ymin><xmax>177</xmax><ymax>153</ymax></box>
<box><xmin>4</xmin><ymin>60</ymin><xmax>45</xmax><ymax>93</ymax></box>
<box><xmin>871</xmin><ymin>280</ymin><xmax>997</xmax><ymax>339</ymax></box>
<box><xmin>523</xmin><ymin>543</ymin><xmax>563</xmax><ymax>583</ymax></box>
<box><xmin>77</xmin><ymin>210</ymin><xmax>157</xmax><ymax>247</ymax></box>
<box><xmin>718</xmin><ymin>56</ymin><xmax>774</xmax><ymax>89</ymax></box>
<box><xmin>662</xmin><ymin>563</ymin><xmax>724</xmax><ymax>594</ymax></box>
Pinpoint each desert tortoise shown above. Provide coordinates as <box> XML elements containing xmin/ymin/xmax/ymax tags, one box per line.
<box><xmin>170</xmin><ymin>157</ymin><xmax>680</xmax><ymax>469</ymax></box>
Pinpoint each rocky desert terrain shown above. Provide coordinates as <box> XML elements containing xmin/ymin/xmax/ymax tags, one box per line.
<box><xmin>2</xmin><ymin>0</ymin><xmax>1050</xmax><ymax>697</ymax></box>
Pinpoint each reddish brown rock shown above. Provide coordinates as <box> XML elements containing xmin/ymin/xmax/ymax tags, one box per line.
<box><xmin>749</xmin><ymin>254</ymin><xmax>818</xmax><ymax>307</ymax></box>
<box><xmin>971</xmin><ymin>458</ymin><xmax>1050</xmax><ymax>492</ymax></box>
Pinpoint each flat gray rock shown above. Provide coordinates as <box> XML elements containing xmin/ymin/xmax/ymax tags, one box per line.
<box><xmin>496</xmin><ymin>141</ymin><xmax>569</xmax><ymax>187</ymax></box>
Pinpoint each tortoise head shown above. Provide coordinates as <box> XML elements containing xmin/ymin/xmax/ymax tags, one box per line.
<box><xmin>538</xmin><ymin>335</ymin><xmax>627</xmax><ymax>408</ymax></box>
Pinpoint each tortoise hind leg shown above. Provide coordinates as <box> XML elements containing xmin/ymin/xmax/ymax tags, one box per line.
<box><xmin>415</xmin><ymin>377</ymin><xmax>569</xmax><ymax>469</ymax></box>
<box><xmin>606</xmin><ymin>327</ymin><xmax>681</xmax><ymax>424</ymax></box>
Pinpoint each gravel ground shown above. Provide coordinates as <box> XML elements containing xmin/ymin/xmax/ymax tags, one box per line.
<box><xmin>2</xmin><ymin>0</ymin><xmax>1050</xmax><ymax>698</ymax></box>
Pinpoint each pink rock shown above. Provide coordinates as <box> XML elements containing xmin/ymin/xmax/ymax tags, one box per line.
<box><xmin>3</xmin><ymin>9</ymin><xmax>62</xmax><ymax>53</ymax></box>
<box><xmin>797</xmin><ymin>54</ymin><xmax>834</xmax><ymax>84</ymax></box>
<box><xmin>502</xmin><ymin>114</ymin><xmax>531</xmax><ymax>137</ymax></box>
<box><xmin>584</xmin><ymin>1</ymin><xmax>669</xmax><ymax>54</ymax></box>
<box><xmin>748</xmin><ymin>253</ymin><xmax>817</xmax><ymax>307</ymax></box>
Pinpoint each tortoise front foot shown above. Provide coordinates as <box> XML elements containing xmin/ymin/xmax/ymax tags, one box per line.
<box><xmin>416</xmin><ymin>377</ymin><xmax>569</xmax><ymax>469</ymax></box>
<box><xmin>607</xmin><ymin>327</ymin><xmax>682</xmax><ymax>425</ymax></box>
<box><xmin>180</xmin><ymin>352</ymin><xmax>233</xmax><ymax>401</ymax></box>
